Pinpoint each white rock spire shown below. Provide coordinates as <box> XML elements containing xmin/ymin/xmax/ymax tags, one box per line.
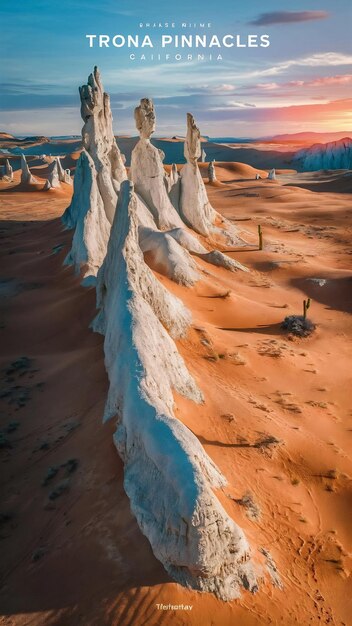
<box><xmin>20</xmin><ymin>154</ymin><xmax>37</xmax><ymax>185</ymax></box>
<box><xmin>130</xmin><ymin>98</ymin><xmax>184</xmax><ymax>230</ymax></box>
<box><xmin>179</xmin><ymin>114</ymin><xmax>216</xmax><ymax>236</ymax></box>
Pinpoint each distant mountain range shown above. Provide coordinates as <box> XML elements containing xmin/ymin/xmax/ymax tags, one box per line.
<box><xmin>292</xmin><ymin>137</ymin><xmax>352</xmax><ymax>170</ymax></box>
<box><xmin>262</xmin><ymin>131</ymin><xmax>352</xmax><ymax>144</ymax></box>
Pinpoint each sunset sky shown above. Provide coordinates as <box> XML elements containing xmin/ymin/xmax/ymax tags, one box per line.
<box><xmin>1</xmin><ymin>0</ymin><xmax>351</xmax><ymax>137</ymax></box>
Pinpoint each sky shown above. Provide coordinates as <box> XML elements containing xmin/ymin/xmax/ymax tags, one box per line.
<box><xmin>0</xmin><ymin>0</ymin><xmax>351</xmax><ymax>137</ymax></box>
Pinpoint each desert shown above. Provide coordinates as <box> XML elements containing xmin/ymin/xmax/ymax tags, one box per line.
<box><xmin>0</xmin><ymin>66</ymin><xmax>351</xmax><ymax>626</ymax></box>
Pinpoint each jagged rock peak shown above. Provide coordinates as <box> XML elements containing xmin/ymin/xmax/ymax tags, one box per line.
<box><xmin>79</xmin><ymin>66</ymin><xmax>127</xmax><ymax>206</ymax></box>
<box><xmin>20</xmin><ymin>154</ymin><xmax>37</xmax><ymax>185</ymax></box>
<box><xmin>179</xmin><ymin>113</ymin><xmax>216</xmax><ymax>236</ymax></box>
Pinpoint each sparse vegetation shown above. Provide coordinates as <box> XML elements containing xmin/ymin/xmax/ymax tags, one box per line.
<box><xmin>325</xmin><ymin>469</ymin><xmax>338</xmax><ymax>479</ymax></box>
<box><xmin>0</xmin><ymin>432</ymin><xmax>12</xmax><ymax>449</ymax></box>
<box><xmin>281</xmin><ymin>314</ymin><xmax>316</xmax><ymax>337</ymax></box>
<box><xmin>48</xmin><ymin>480</ymin><xmax>69</xmax><ymax>500</ymax></box>
<box><xmin>64</xmin><ymin>458</ymin><xmax>79</xmax><ymax>474</ymax></box>
<box><xmin>42</xmin><ymin>466</ymin><xmax>59</xmax><ymax>486</ymax></box>
<box><xmin>254</xmin><ymin>435</ymin><xmax>281</xmax><ymax>450</ymax></box>
<box><xmin>303</xmin><ymin>298</ymin><xmax>311</xmax><ymax>319</ymax></box>
<box><xmin>234</xmin><ymin>492</ymin><xmax>261</xmax><ymax>520</ymax></box>
<box><xmin>32</xmin><ymin>548</ymin><xmax>46</xmax><ymax>562</ymax></box>
<box><xmin>220</xmin><ymin>413</ymin><xmax>235</xmax><ymax>423</ymax></box>
<box><xmin>6</xmin><ymin>421</ymin><xmax>20</xmax><ymax>433</ymax></box>
<box><xmin>206</xmin><ymin>290</ymin><xmax>231</xmax><ymax>299</ymax></box>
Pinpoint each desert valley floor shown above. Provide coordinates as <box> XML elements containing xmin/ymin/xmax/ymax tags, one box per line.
<box><xmin>0</xmin><ymin>162</ymin><xmax>351</xmax><ymax>626</ymax></box>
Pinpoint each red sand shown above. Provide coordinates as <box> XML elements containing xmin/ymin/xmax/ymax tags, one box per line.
<box><xmin>0</xmin><ymin>164</ymin><xmax>351</xmax><ymax>625</ymax></box>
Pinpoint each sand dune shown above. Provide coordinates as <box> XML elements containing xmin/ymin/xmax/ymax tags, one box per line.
<box><xmin>0</xmin><ymin>159</ymin><xmax>351</xmax><ymax>625</ymax></box>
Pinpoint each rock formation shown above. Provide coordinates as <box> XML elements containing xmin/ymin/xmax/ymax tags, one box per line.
<box><xmin>92</xmin><ymin>179</ymin><xmax>257</xmax><ymax>600</ymax></box>
<box><xmin>20</xmin><ymin>154</ymin><xmax>37</xmax><ymax>185</ymax></box>
<box><xmin>62</xmin><ymin>67</ymin><xmax>128</xmax><ymax>282</ymax></box>
<box><xmin>201</xmin><ymin>148</ymin><xmax>207</xmax><ymax>162</ymax></box>
<box><xmin>47</xmin><ymin>160</ymin><xmax>61</xmax><ymax>189</ymax></box>
<box><xmin>138</xmin><ymin>227</ymin><xmax>200</xmax><ymax>286</ymax></box>
<box><xmin>56</xmin><ymin>157</ymin><xmax>72</xmax><ymax>184</ymax></box>
<box><xmin>169</xmin><ymin>163</ymin><xmax>181</xmax><ymax>210</ymax></box>
<box><xmin>5</xmin><ymin>159</ymin><xmax>13</xmax><ymax>181</ymax></box>
<box><xmin>170</xmin><ymin>163</ymin><xmax>179</xmax><ymax>186</ymax></box>
<box><xmin>64</xmin><ymin>168</ymin><xmax>72</xmax><ymax>184</ymax></box>
<box><xmin>63</xmin><ymin>65</ymin><xmax>127</xmax><ymax>229</ymax></box>
<box><xmin>63</xmin><ymin>150</ymin><xmax>111</xmax><ymax>284</ymax></box>
<box><xmin>208</xmin><ymin>159</ymin><xmax>217</xmax><ymax>182</ymax></box>
<box><xmin>130</xmin><ymin>99</ymin><xmax>184</xmax><ymax>230</ymax></box>
<box><xmin>56</xmin><ymin>157</ymin><xmax>65</xmax><ymax>182</ymax></box>
<box><xmin>61</xmin><ymin>67</ymin><xmax>263</xmax><ymax>601</ymax></box>
<box><xmin>179</xmin><ymin>114</ymin><xmax>216</xmax><ymax>236</ymax></box>
<box><xmin>255</xmin><ymin>173</ymin><xmax>261</xmax><ymax>180</ymax></box>
<box><xmin>268</xmin><ymin>168</ymin><xmax>276</xmax><ymax>180</ymax></box>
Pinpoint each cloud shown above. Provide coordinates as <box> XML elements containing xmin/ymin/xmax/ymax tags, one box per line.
<box><xmin>255</xmin><ymin>82</ymin><xmax>280</xmax><ymax>90</ymax></box>
<box><xmin>291</xmin><ymin>74</ymin><xmax>352</xmax><ymax>87</ymax></box>
<box><xmin>255</xmin><ymin>74</ymin><xmax>352</xmax><ymax>91</ymax></box>
<box><xmin>249</xmin><ymin>11</ymin><xmax>329</xmax><ymax>26</ymax></box>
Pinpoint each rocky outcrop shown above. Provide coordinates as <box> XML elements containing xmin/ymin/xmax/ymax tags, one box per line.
<box><xmin>139</xmin><ymin>227</ymin><xmax>200</xmax><ymax>286</ymax></box>
<box><xmin>56</xmin><ymin>157</ymin><xmax>65</xmax><ymax>182</ymax></box>
<box><xmin>20</xmin><ymin>154</ymin><xmax>37</xmax><ymax>185</ymax></box>
<box><xmin>130</xmin><ymin>99</ymin><xmax>184</xmax><ymax>230</ymax></box>
<box><xmin>293</xmin><ymin>137</ymin><xmax>352</xmax><ymax>171</ymax></box>
<box><xmin>179</xmin><ymin>114</ymin><xmax>216</xmax><ymax>236</ymax></box>
<box><xmin>169</xmin><ymin>163</ymin><xmax>181</xmax><ymax>211</ymax></box>
<box><xmin>55</xmin><ymin>157</ymin><xmax>72</xmax><ymax>185</ymax></box>
<box><xmin>62</xmin><ymin>67</ymin><xmax>128</xmax><ymax>281</ymax></box>
<box><xmin>63</xmin><ymin>150</ymin><xmax>110</xmax><ymax>283</ymax></box>
<box><xmin>61</xmin><ymin>66</ymin><xmax>261</xmax><ymax>601</ymax></box>
<box><xmin>47</xmin><ymin>160</ymin><xmax>61</xmax><ymax>189</ymax></box>
<box><xmin>92</xmin><ymin>179</ymin><xmax>257</xmax><ymax>600</ymax></box>
<box><xmin>63</xmin><ymin>66</ymin><xmax>127</xmax><ymax>229</ymax></box>
<box><xmin>5</xmin><ymin>159</ymin><xmax>13</xmax><ymax>181</ymax></box>
<box><xmin>208</xmin><ymin>160</ymin><xmax>216</xmax><ymax>182</ymax></box>
<box><xmin>64</xmin><ymin>168</ymin><xmax>72</xmax><ymax>184</ymax></box>
<box><xmin>268</xmin><ymin>168</ymin><xmax>276</xmax><ymax>180</ymax></box>
<box><xmin>79</xmin><ymin>66</ymin><xmax>127</xmax><ymax>221</ymax></box>
<box><xmin>201</xmin><ymin>148</ymin><xmax>207</xmax><ymax>162</ymax></box>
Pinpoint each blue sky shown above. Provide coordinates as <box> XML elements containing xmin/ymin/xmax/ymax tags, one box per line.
<box><xmin>1</xmin><ymin>0</ymin><xmax>351</xmax><ymax>136</ymax></box>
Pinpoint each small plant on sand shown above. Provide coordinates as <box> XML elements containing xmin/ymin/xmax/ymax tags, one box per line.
<box><xmin>281</xmin><ymin>300</ymin><xmax>316</xmax><ymax>338</ymax></box>
<box><xmin>258</xmin><ymin>225</ymin><xmax>263</xmax><ymax>250</ymax></box>
<box><xmin>303</xmin><ymin>298</ymin><xmax>311</xmax><ymax>319</ymax></box>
